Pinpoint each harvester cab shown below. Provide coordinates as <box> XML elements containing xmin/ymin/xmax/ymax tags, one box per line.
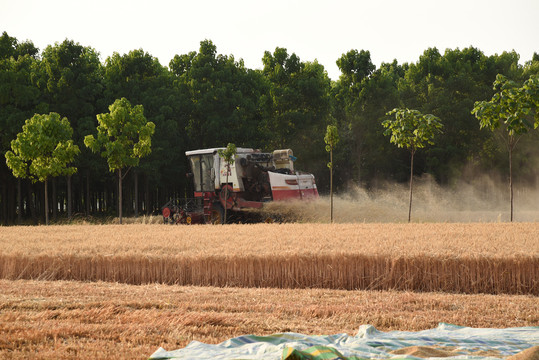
<box><xmin>162</xmin><ymin>147</ymin><xmax>318</xmax><ymax>224</ymax></box>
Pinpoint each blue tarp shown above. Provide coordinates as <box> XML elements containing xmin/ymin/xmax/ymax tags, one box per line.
<box><xmin>149</xmin><ymin>323</ymin><xmax>539</xmax><ymax>360</ymax></box>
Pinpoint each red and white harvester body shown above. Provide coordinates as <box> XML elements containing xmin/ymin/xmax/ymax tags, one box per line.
<box><xmin>162</xmin><ymin>148</ymin><xmax>318</xmax><ymax>224</ymax></box>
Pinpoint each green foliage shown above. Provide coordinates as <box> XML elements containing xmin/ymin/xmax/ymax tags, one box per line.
<box><xmin>396</xmin><ymin>47</ymin><xmax>525</xmax><ymax>182</ymax></box>
<box><xmin>217</xmin><ymin>143</ymin><xmax>237</xmax><ymax>224</ymax></box>
<box><xmin>471</xmin><ymin>73</ymin><xmax>539</xmax><ymax>222</ymax></box>
<box><xmin>217</xmin><ymin>143</ymin><xmax>237</xmax><ymax>166</ymax></box>
<box><xmin>472</xmin><ymin>74</ymin><xmax>535</xmax><ymax>136</ymax></box>
<box><xmin>522</xmin><ymin>75</ymin><xmax>539</xmax><ymax>127</ymax></box>
<box><xmin>104</xmin><ymin>48</ymin><xmax>189</xmax><ymax>192</ymax></box>
<box><xmin>5</xmin><ymin>112</ymin><xmax>79</xmax><ymax>181</ymax></box>
<box><xmin>0</xmin><ymin>53</ymin><xmax>44</xmax><ymax>153</ymax></box>
<box><xmin>171</xmin><ymin>40</ymin><xmax>266</xmax><ymax>149</ymax></box>
<box><xmin>262</xmin><ymin>48</ymin><xmax>331</xmax><ymax>150</ymax></box>
<box><xmin>40</xmin><ymin>40</ymin><xmax>103</xmax><ymax>124</ymax></box>
<box><xmin>336</xmin><ymin>49</ymin><xmax>376</xmax><ymax>88</ymax></box>
<box><xmin>84</xmin><ymin>98</ymin><xmax>155</xmax><ymax>172</ymax></box>
<box><xmin>104</xmin><ymin>49</ymin><xmax>166</xmax><ymax>104</ymax></box>
<box><xmin>324</xmin><ymin>125</ymin><xmax>339</xmax><ymax>168</ymax></box>
<box><xmin>324</xmin><ymin>125</ymin><xmax>339</xmax><ymax>222</ymax></box>
<box><xmin>3</xmin><ymin>31</ymin><xmax>539</xmax><ymax>224</ymax></box>
<box><xmin>260</xmin><ymin>47</ymin><xmax>331</xmax><ymax>187</ymax></box>
<box><xmin>0</xmin><ymin>31</ymin><xmax>39</xmax><ymax>60</ymax></box>
<box><xmin>382</xmin><ymin>108</ymin><xmax>442</xmax><ymax>222</ymax></box>
<box><xmin>383</xmin><ymin>108</ymin><xmax>443</xmax><ymax>151</ymax></box>
<box><xmin>39</xmin><ymin>38</ymin><xmax>106</xmax><ymax>198</ymax></box>
<box><xmin>332</xmin><ymin>50</ymin><xmax>402</xmax><ymax>185</ymax></box>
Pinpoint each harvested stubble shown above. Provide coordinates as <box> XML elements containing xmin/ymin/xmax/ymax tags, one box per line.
<box><xmin>1</xmin><ymin>279</ymin><xmax>538</xmax><ymax>360</ymax></box>
<box><xmin>0</xmin><ymin>223</ymin><xmax>538</xmax><ymax>294</ymax></box>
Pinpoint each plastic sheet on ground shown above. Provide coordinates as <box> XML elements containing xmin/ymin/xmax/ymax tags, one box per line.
<box><xmin>149</xmin><ymin>323</ymin><xmax>539</xmax><ymax>360</ymax></box>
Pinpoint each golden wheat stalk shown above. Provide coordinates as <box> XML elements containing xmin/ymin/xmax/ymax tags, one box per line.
<box><xmin>1</xmin><ymin>254</ymin><xmax>536</xmax><ymax>294</ymax></box>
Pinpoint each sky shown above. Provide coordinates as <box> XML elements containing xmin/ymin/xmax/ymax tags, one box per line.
<box><xmin>1</xmin><ymin>0</ymin><xmax>538</xmax><ymax>80</ymax></box>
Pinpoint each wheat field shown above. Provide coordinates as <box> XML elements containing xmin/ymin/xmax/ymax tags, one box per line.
<box><xmin>1</xmin><ymin>223</ymin><xmax>537</xmax><ymax>294</ymax></box>
<box><xmin>0</xmin><ymin>223</ymin><xmax>538</xmax><ymax>359</ymax></box>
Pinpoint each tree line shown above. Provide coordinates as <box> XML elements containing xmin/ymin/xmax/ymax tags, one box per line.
<box><xmin>1</xmin><ymin>31</ymin><xmax>538</xmax><ymax>224</ymax></box>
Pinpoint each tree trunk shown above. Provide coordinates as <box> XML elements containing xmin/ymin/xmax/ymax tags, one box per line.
<box><xmin>118</xmin><ymin>168</ymin><xmax>123</xmax><ymax>224</ymax></box>
<box><xmin>356</xmin><ymin>140</ymin><xmax>362</xmax><ymax>185</ymax></box>
<box><xmin>223</xmin><ymin>167</ymin><xmax>229</xmax><ymax>225</ymax></box>
<box><xmin>330</xmin><ymin>148</ymin><xmax>334</xmax><ymax>223</ymax></box>
<box><xmin>134</xmin><ymin>170</ymin><xmax>139</xmax><ymax>217</ymax></box>
<box><xmin>44</xmin><ymin>179</ymin><xmax>49</xmax><ymax>225</ymax></box>
<box><xmin>52</xmin><ymin>178</ymin><xmax>57</xmax><ymax>221</ymax></box>
<box><xmin>86</xmin><ymin>170</ymin><xmax>91</xmax><ymax>215</ymax></box>
<box><xmin>27</xmin><ymin>181</ymin><xmax>37</xmax><ymax>224</ymax></box>
<box><xmin>99</xmin><ymin>191</ymin><xmax>103</xmax><ymax>214</ymax></box>
<box><xmin>67</xmin><ymin>175</ymin><xmax>72</xmax><ymax>219</ymax></box>
<box><xmin>1</xmin><ymin>180</ymin><xmax>6</xmax><ymax>226</ymax></box>
<box><xmin>125</xmin><ymin>179</ymin><xmax>131</xmax><ymax>217</ymax></box>
<box><xmin>408</xmin><ymin>150</ymin><xmax>415</xmax><ymax>223</ymax></box>
<box><xmin>106</xmin><ymin>187</ymin><xmax>110</xmax><ymax>214</ymax></box>
<box><xmin>144</xmin><ymin>174</ymin><xmax>150</xmax><ymax>215</ymax></box>
<box><xmin>509</xmin><ymin>143</ymin><xmax>513</xmax><ymax>222</ymax></box>
<box><xmin>8</xmin><ymin>178</ymin><xmax>15</xmax><ymax>224</ymax></box>
<box><xmin>17</xmin><ymin>178</ymin><xmax>22</xmax><ymax>224</ymax></box>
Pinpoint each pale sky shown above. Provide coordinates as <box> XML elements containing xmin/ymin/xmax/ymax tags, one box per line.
<box><xmin>1</xmin><ymin>0</ymin><xmax>538</xmax><ymax>80</ymax></box>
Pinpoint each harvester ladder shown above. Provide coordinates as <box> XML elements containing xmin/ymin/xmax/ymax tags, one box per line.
<box><xmin>203</xmin><ymin>194</ymin><xmax>212</xmax><ymax>223</ymax></box>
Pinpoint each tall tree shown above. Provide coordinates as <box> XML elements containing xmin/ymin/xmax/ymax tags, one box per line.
<box><xmin>399</xmin><ymin>47</ymin><xmax>520</xmax><ymax>183</ymax></box>
<box><xmin>0</xmin><ymin>31</ymin><xmax>39</xmax><ymax>59</ymax></box>
<box><xmin>40</xmin><ymin>39</ymin><xmax>104</xmax><ymax>217</ymax></box>
<box><xmin>324</xmin><ymin>125</ymin><xmax>339</xmax><ymax>223</ymax></box>
<box><xmin>261</xmin><ymin>47</ymin><xmax>331</xmax><ymax>186</ymax></box>
<box><xmin>105</xmin><ymin>48</ymin><xmax>189</xmax><ymax>214</ymax></box>
<box><xmin>383</xmin><ymin>108</ymin><xmax>443</xmax><ymax>222</ymax></box>
<box><xmin>5</xmin><ymin>113</ymin><xmax>79</xmax><ymax>225</ymax></box>
<box><xmin>170</xmin><ymin>40</ymin><xmax>265</xmax><ymax>148</ymax></box>
<box><xmin>261</xmin><ymin>48</ymin><xmax>331</xmax><ymax>148</ymax></box>
<box><xmin>333</xmin><ymin>49</ymin><xmax>396</xmax><ymax>185</ymax></box>
<box><xmin>0</xmin><ymin>32</ymin><xmax>43</xmax><ymax>224</ymax></box>
<box><xmin>472</xmin><ymin>74</ymin><xmax>538</xmax><ymax>222</ymax></box>
<box><xmin>84</xmin><ymin>98</ymin><xmax>155</xmax><ymax>224</ymax></box>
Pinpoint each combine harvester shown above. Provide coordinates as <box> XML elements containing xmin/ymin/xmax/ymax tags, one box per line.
<box><xmin>161</xmin><ymin>147</ymin><xmax>318</xmax><ymax>224</ymax></box>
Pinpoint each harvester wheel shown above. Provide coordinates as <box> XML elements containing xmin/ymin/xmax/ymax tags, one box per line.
<box><xmin>162</xmin><ymin>207</ymin><xmax>171</xmax><ymax>224</ymax></box>
<box><xmin>208</xmin><ymin>204</ymin><xmax>224</xmax><ymax>225</ymax></box>
<box><xmin>219</xmin><ymin>184</ymin><xmax>235</xmax><ymax>210</ymax></box>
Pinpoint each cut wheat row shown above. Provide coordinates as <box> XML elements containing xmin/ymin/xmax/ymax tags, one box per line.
<box><xmin>1</xmin><ymin>253</ymin><xmax>536</xmax><ymax>294</ymax></box>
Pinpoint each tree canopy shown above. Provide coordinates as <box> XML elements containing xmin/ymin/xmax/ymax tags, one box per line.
<box><xmin>1</xmin><ymin>31</ymin><xmax>539</xmax><ymax>224</ymax></box>
<box><xmin>324</xmin><ymin>124</ymin><xmax>339</xmax><ymax>223</ymax></box>
<box><xmin>383</xmin><ymin>108</ymin><xmax>443</xmax><ymax>222</ymax></box>
<box><xmin>472</xmin><ymin>74</ymin><xmax>539</xmax><ymax>221</ymax></box>
<box><xmin>85</xmin><ymin>98</ymin><xmax>155</xmax><ymax>172</ymax></box>
<box><xmin>5</xmin><ymin>112</ymin><xmax>79</xmax><ymax>224</ymax></box>
<box><xmin>85</xmin><ymin>97</ymin><xmax>155</xmax><ymax>223</ymax></box>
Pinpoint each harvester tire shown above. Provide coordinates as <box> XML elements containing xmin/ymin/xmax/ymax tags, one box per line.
<box><xmin>219</xmin><ymin>184</ymin><xmax>235</xmax><ymax>210</ymax></box>
<box><xmin>208</xmin><ymin>203</ymin><xmax>224</xmax><ymax>225</ymax></box>
<box><xmin>162</xmin><ymin>207</ymin><xmax>171</xmax><ymax>224</ymax></box>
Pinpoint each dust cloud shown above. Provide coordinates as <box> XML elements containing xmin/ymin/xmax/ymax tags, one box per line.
<box><xmin>262</xmin><ymin>174</ymin><xmax>539</xmax><ymax>223</ymax></box>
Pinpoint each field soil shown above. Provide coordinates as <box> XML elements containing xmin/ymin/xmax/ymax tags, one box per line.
<box><xmin>1</xmin><ymin>279</ymin><xmax>538</xmax><ymax>359</ymax></box>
